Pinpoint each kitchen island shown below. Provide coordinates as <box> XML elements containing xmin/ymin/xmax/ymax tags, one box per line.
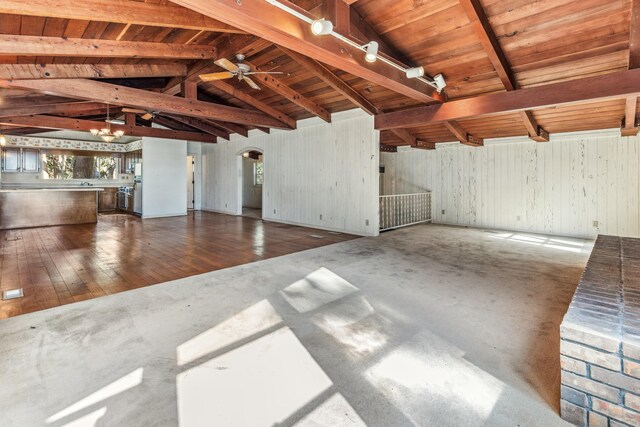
<box><xmin>0</xmin><ymin>187</ymin><xmax>104</xmax><ymax>230</ymax></box>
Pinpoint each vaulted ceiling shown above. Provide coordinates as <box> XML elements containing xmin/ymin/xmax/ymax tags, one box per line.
<box><xmin>0</xmin><ymin>0</ymin><xmax>638</xmax><ymax>150</ymax></box>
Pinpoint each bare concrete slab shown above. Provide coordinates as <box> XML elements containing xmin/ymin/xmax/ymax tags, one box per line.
<box><xmin>0</xmin><ymin>225</ymin><xmax>591</xmax><ymax>426</ymax></box>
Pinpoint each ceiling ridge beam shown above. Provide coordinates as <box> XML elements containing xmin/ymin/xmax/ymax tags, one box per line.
<box><xmin>0</xmin><ymin>115</ymin><xmax>217</xmax><ymax>143</ymax></box>
<box><xmin>0</xmin><ymin>34</ymin><xmax>215</xmax><ymax>59</ymax></box>
<box><xmin>0</xmin><ymin>79</ymin><xmax>291</xmax><ymax>129</ymax></box>
<box><xmin>0</xmin><ymin>64</ymin><xmax>187</xmax><ymax>80</ymax></box>
<box><xmin>374</xmin><ymin>68</ymin><xmax>640</xmax><ymax>130</ymax></box>
<box><xmin>171</xmin><ymin>0</ymin><xmax>441</xmax><ymax>103</ymax></box>
<box><xmin>0</xmin><ymin>0</ymin><xmax>244</xmax><ymax>34</ymax></box>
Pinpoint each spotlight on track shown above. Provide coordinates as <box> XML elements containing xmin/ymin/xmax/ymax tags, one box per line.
<box><xmin>311</xmin><ymin>19</ymin><xmax>333</xmax><ymax>35</ymax></box>
<box><xmin>365</xmin><ymin>41</ymin><xmax>379</xmax><ymax>63</ymax></box>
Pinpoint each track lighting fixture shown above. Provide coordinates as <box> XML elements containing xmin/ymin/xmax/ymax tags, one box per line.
<box><xmin>311</xmin><ymin>19</ymin><xmax>333</xmax><ymax>35</ymax></box>
<box><xmin>406</xmin><ymin>66</ymin><xmax>425</xmax><ymax>79</ymax></box>
<box><xmin>365</xmin><ymin>41</ymin><xmax>379</xmax><ymax>63</ymax></box>
<box><xmin>433</xmin><ymin>73</ymin><xmax>447</xmax><ymax>92</ymax></box>
<box><xmin>0</xmin><ymin>134</ymin><xmax>6</xmax><ymax>146</ymax></box>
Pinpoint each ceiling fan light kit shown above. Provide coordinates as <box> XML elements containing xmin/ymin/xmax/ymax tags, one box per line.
<box><xmin>263</xmin><ymin>0</ymin><xmax>445</xmax><ymax>93</ymax></box>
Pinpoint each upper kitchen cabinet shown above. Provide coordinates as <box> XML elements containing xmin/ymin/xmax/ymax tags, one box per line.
<box><xmin>121</xmin><ymin>150</ymin><xmax>142</xmax><ymax>174</ymax></box>
<box><xmin>1</xmin><ymin>147</ymin><xmax>40</xmax><ymax>173</ymax></box>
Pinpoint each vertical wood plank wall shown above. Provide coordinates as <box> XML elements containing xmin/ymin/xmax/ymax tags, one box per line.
<box><xmin>381</xmin><ymin>130</ymin><xmax>640</xmax><ymax>239</ymax></box>
<box><xmin>201</xmin><ymin>110</ymin><xmax>380</xmax><ymax>236</ymax></box>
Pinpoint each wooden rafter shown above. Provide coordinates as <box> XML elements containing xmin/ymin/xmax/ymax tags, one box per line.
<box><xmin>0</xmin><ymin>0</ymin><xmax>243</xmax><ymax>34</ymax></box>
<box><xmin>459</xmin><ymin>0</ymin><xmax>547</xmax><ymax>142</ymax></box>
<box><xmin>631</xmin><ymin>0</ymin><xmax>640</xmax><ymax>69</ymax></box>
<box><xmin>0</xmin><ymin>64</ymin><xmax>187</xmax><ymax>80</ymax></box>
<box><xmin>245</xmin><ymin>61</ymin><xmax>331</xmax><ymax>123</ymax></box>
<box><xmin>165</xmin><ymin>115</ymin><xmax>230</xmax><ymax>140</ymax></box>
<box><xmin>375</xmin><ymin>68</ymin><xmax>640</xmax><ymax>130</ymax></box>
<box><xmin>0</xmin><ymin>115</ymin><xmax>217</xmax><ymax>143</ymax></box>
<box><xmin>171</xmin><ymin>0</ymin><xmax>441</xmax><ymax>103</ymax></box>
<box><xmin>0</xmin><ymin>79</ymin><xmax>291</xmax><ymax>129</ymax></box>
<box><xmin>206</xmin><ymin>80</ymin><xmax>297</xmax><ymax>129</ymax></box>
<box><xmin>444</xmin><ymin>121</ymin><xmax>483</xmax><ymax>147</ymax></box>
<box><xmin>622</xmin><ymin>96</ymin><xmax>639</xmax><ymax>136</ymax></box>
<box><xmin>0</xmin><ymin>35</ymin><xmax>215</xmax><ymax>59</ymax></box>
<box><xmin>0</xmin><ymin>101</ymin><xmax>102</xmax><ymax>117</ymax></box>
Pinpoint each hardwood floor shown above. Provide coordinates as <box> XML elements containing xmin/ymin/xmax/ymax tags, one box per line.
<box><xmin>0</xmin><ymin>212</ymin><xmax>357</xmax><ymax>319</ymax></box>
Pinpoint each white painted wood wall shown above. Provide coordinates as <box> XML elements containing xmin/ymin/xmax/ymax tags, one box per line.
<box><xmin>381</xmin><ymin>130</ymin><xmax>640</xmax><ymax>239</ymax></box>
<box><xmin>201</xmin><ymin>109</ymin><xmax>380</xmax><ymax>236</ymax></box>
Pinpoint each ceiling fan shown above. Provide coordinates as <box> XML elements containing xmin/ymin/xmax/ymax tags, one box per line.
<box><xmin>121</xmin><ymin>108</ymin><xmax>156</xmax><ymax>121</ymax></box>
<box><xmin>199</xmin><ymin>54</ymin><xmax>283</xmax><ymax>90</ymax></box>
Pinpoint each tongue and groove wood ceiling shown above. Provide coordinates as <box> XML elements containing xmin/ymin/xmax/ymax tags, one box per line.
<box><xmin>0</xmin><ymin>0</ymin><xmax>638</xmax><ymax>149</ymax></box>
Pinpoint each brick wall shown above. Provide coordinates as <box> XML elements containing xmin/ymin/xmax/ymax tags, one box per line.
<box><xmin>560</xmin><ymin>235</ymin><xmax>640</xmax><ymax>427</ymax></box>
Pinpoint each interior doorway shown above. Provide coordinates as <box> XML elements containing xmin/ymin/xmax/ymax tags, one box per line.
<box><xmin>239</xmin><ymin>150</ymin><xmax>263</xmax><ymax>219</ymax></box>
<box><xmin>187</xmin><ymin>155</ymin><xmax>195</xmax><ymax>210</ymax></box>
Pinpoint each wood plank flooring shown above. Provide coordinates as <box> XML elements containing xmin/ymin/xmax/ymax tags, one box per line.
<box><xmin>0</xmin><ymin>212</ymin><xmax>357</xmax><ymax>319</ymax></box>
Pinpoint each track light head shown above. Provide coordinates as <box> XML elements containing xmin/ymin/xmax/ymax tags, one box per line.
<box><xmin>406</xmin><ymin>66</ymin><xmax>425</xmax><ymax>79</ymax></box>
<box><xmin>433</xmin><ymin>73</ymin><xmax>446</xmax><ymax>92</ymax></box>
<box><xmin>0</xmin><ymin>134</ymin><xmax>6</xmax><ymax>146</ymax></box>
<box><xmin>365</xmin><ymin>41</ymin><xmax>379</xmax><ymax>63</ymax></box>
<box><xmin>311</xmin><ymin>19</ymin><xmax>333</xmax><ymax>35</ymax></box>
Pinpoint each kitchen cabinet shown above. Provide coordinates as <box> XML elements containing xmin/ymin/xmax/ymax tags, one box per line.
<box><xmin>1</xmin><ymin>147</ymin><xmax>40</xmax><ymax>172</ymax></box>
<box><xmin>120</xmin><ymin>150</ymin><xmax>142</xmax><ymax>174</ymax></box>
<box><xmin>98</xmin><ymin>188</ymin><xmax>117</xmax><ymax>212</ymax></box>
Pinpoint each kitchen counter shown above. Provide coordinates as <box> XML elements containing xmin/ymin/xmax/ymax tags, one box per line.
<box><xmin>0</xmin><ymin>187</ymin><xmax>103</xmax><ymax>230</ymax></box>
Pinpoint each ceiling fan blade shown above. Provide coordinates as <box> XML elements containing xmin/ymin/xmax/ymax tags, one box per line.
<box><xmin>213</xmin><ymin>58</ymin><xmax>239</xmax><ymax>72</ymax></box>
<box><xmin>244</xmin><ymin>71</ymin><xmax>284</xmax><ymax>75</ymax></box>
<box><xmin>199</xmin><ymin>71</ymin><xmax>234</xmax><ymax>82</ymax></box>
<box><xmin>242</xmin><ymin>76</ymin><xmax>261</xmax><ymax>90</ymax></box>
<box><xmin>122</xmin><ymin>107</ymin><xmax>147</xmax><ymax>114</ymax></box>
<box><xmin>141</xmin><ymin>113</ymin><xmax>154</xmax><ymax>120</ymax></box>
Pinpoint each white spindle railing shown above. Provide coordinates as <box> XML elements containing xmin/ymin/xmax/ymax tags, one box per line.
<box><xmin>379</xmin><ymin>192</ymin><xmax>432</xmax><ymax>231</ymax></box>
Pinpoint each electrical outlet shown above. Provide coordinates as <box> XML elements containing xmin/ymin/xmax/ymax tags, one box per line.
<box><xmin>593</xmin><ymin>220</ymin><xmax>599</xmax><ymax>228</ymax></box>
<box><xmin>320</xmin><ymin>214</ymin><xmax>323</xmax><ymax>220</ymax></box>
<box><xmin>517</xmin><ymin>215</ymin><xmax>521</xmax><ymax>221</ymax></box>
<box><xmin>274</xmin><ymin>209</ymin><xmax>276</xmax><ymax>214</ymax></box>
<box><xmin>366</xmin><ymin>219</ymin><xmax>369</xmax><ymax>226</ymax></box>
<box><xmin>441</xmin><ymin>209</ymin><xmax>445</xmax><ymax>215</ymax></box>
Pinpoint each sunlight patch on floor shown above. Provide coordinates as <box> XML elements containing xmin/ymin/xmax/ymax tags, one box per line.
<box><xmin>177</xmin><ymin>327</ymin><xmax>333</xmax><ymax>427</ymax></box>
<box><xmin>280</xmin><ymin>267</ymin><xmax>359</xmax><ymax>313</ymax></box>
<box><xmin>46</xmin><ymin>368</ymin><xmax>143</xmax><ymax>424</ymax></box>
<box><xmin>366</xmin><ymin>331</ymin><xmax>504</xmax><ymax>426</ymax></box>
<box><xmin>294</xmin><ymin>393</ymin><xmax>366</xmax><ymax>427</ymax></box>
<box><xmin>176</xmin><ymin>299</ymin><xmax>283</xmax><ymax>366</ymax></box>
<box><xmin>61</xmin><ymin>407</ymin><xmax>107</xmax><ymax>427</ymax></box>
<box><xmin>488</xmin><ymin>232</ymin><xmax>590</xmax><ymax>253</ymax></box>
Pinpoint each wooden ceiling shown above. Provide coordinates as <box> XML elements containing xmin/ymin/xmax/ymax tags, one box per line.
<box><xmin>0</xmin><ymin>0</ymin><xmax>638</xmax><ymax>149</ymax></box>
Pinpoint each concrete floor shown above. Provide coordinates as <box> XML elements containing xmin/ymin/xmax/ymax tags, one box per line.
<box><xmin>0</xmin><ymin>224</ymin><xmax>592</xmax><ymax>426</ymax></box>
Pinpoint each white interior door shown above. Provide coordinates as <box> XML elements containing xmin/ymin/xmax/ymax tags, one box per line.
<box><xmin>187</xmin><ymin>156</ymin><xmax>194</xmax><ymax>209</ymax></box>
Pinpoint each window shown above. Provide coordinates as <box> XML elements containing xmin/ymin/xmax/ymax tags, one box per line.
<box><xmin>253</xmin><ymin>161</ymin><xmax>264</xmax><ymax>186</ymax></box>
<box><xmin>42</xmin><ymin>153</ymin><xmax>119</xmax><ymax>180</ymax></box>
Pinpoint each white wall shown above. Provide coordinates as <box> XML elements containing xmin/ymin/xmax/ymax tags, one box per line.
<box><xmin>242</xmin><ymin>157</ymin><xmax>262</xmax><ymax>209</ymax></box>
<box><xmin>381</xmin><ymin>129</ymin><xmax>640</xmax><ymax>239</ymax></box>
<box><xmin>142</xmin><ymin>137</ymin><xmax>188</xmax><ymax>218</ymax></box>
<box><xmin>202</xmin><ymin>109</ymin><xmax>380</xmax><ymax>236</ymax></box>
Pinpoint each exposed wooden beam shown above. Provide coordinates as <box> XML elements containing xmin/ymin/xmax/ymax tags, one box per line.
<box><xmin>181</xmin><ymin>81</ymin><xmax>198</xmax><ymax>100</ymax></box>
<box><xmin>0</xmin><ymin>35</ymin><xmax>215</xmax><ymax>59</ymax></box>
<box><xmin>211</xmin><ymin>121</ymin><xmax>250</xmax><ymax>138</ymax></box>
<box><xmin>278</xmin><ymin>46</ymin><xmax>378</xmax><ymax>115</ymax></box>
<box><xmin>206</xmin><ymin>80</ymin><xmax>297</xmax><ymax>129</ymax></box>
<box><xmin>0</xmin><ymin>79</ymin><xmax>291</xmax><ymax>129</ymax></box>
<box><xmin>125</xmin><ymin>113</ymin><xmax>136</xmax><ymax>126</ymax></box>
<box><xmin>631</xmin><ymin>0</ymin><xmax>640</xmax><ymax>69</ymax></box>
<box><xmin>622</xmin><ymin>96</ymin><xmax>639</xmax><ymax>136</ymax></box>
<box><xmin>459</xmin><ymin>0</ymin><xmax>516</xmax><ymax>91</ymax></box>
<box><xmin>171</xmin><ymin>0</ymin><xmax>441</xmax><ymax>103</ymax></box>
<box><xmin>375</xmin><ymin>69</ymin><xmax>640</xmax><ymax>130</ymax></box>
<box><xmin>458</xmin><ymin>0</ymin><xmax>548</xmax><ymax>142</ymax></box>
<box><xmin>444</xmin><ymin>121</ymin><xmax>483</xmax><ymax>147</ymax></box>
<box><xmin>245</xmin><ymin>61</ymin><xmax>331</xmax><ymax>122</ymax></box>
<box><xmin>165</xmin><ymin>115</ymin><xmax>230</xmax><ymax>139</ymax></box>
<box><xmin>0</xmin><ymin>64</ymin><xmax>187</xmax><ymax>80</ymax></box>
<box><xmin>0</xmin><ymin>115</ymin><xmax>217</xmax><ymax>143</ymax></box>
<box><xmin>0</xmin><ymin>0</ymin><xmax>244</xmax><ymax>34</ymax></box>
<box><xmin>0</xmin><ymin>101</ymin><xmax>103</xmax><ymax>117</ymax></box>
<box><xmin>277</xmin><ymin>46</ymin><xmax>422</xmax><ymax>145</ymax></box>
<box><xmin>519</xmin><ymin>111</ymin><xmax>549</xmax><ymax>142</ymax></box>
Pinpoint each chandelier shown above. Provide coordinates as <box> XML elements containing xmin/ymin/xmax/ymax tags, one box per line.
<box><xmin>90</xmin><ymin>104</ymin><xmax>125</xmax><ymax>143</ymax></box>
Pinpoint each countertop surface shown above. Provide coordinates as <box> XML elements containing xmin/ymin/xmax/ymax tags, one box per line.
<box><xmin>0</xmin><ymin>187</ymin><xmax>105</xmax><ymax>193</ymax></box>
